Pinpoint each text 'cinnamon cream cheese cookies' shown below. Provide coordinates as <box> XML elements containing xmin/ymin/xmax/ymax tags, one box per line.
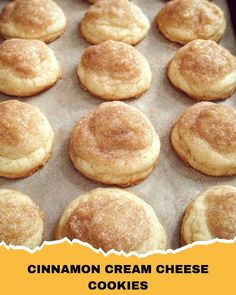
<box><xmin>181</xmin><ymin>186</ymin><xmax>236</xmax><ymax>245</ymax></box>
<box><xmin>156</xmin><ymin>0</ymin><xmax>226</xmax><ymax>45</ymax></box>
<box><xmin>77</xmin><ymin>41</ymin><xmax>152</xmax><ymax>100</ymax></box>
<box><xmin>0</xmin><ymin>0</ymin><xmax>66</xmax><ymax>43</ymax></box>
<box><xmin>80</xmin><ymin>0</ymin><xmax>150</xmax><ymax>45</ymax></box>
<box><xmin>0</xmin><ymin>189</ymin><xmax>44</xmax><ymax>249</ymax></box>
<box><xmin>55</xmin><ymin>188</ymin><xmax>167</xmax><ymax>253</ymax></box>
<box><xmin>171</xmin><ymin>102</ymin><xmax>236</xmax><ymax>177</ymax></box>
<box><xmin>0</xmin><ymin>39</ymin><xmax>61</xmax><ymax>97</ymax></box>
<box><xmin>69</xmin><ymin>102</ymin><xmax>160</xmax><ymax>187</ymax></box>
<box><xmin>0</xmin><ymin>100</ymin><xmax>54</xmax><ymax>179</ymax></box>
<box><xmin>167</xmin><ymin>40</ymin><xmax>236</xmax><ymax>101</ymax></box>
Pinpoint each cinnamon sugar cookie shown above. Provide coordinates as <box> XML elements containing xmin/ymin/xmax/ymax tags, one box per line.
<box><xmin>0</xmin><ymin>100</ymin><xmax>54</xmax><ymax>179</ymax></box>
<box><xmin>0</xmin><ymin>189</ymin><xmax>44</xmax><ymax>249</ymax></box>
<box><xmin>55</xmin><ymin>188</ymin><xmax>167</xmax><ymax>253</ymax></box>
<box><xmin>167</xmin><ymin>40</ymin><xmax>236</xmax><ymax>101</ymax></box>
<box><xmin>80</xmin><ymin>0</ymin><xmax>150</xmax><ymax>45</ymax></box>
<box><xmin>156</xmin><ymin>0</ymin><xmax>226</xmax><ymax>45</ymax></box>
<box><xmin>69</xmin><ymin>102</ymin><xmax>160</xmax><ymax>187</ymax></box>
<box><xmin>77</xmin><ymin>41</ymin><xmax>152</xmax><ymax>100</ymax></box>
<box><xmin>181</xmin><ymin>185</ymin><xmax>236</xmax><ymax>245</ymax></box>
<box><xmin>0</xmin><ymin>39</ymin><xmax>61</xmax><ymax>97</ymax></box>
<box><xmin>171</xmin><ymin>102</ymin><xmax>236</xmax><ymax>176</ymax></box>
<box><xmin>0</xmin><ymin>0</ymin><xmax>66</xmax><ymax>43</ymax></box>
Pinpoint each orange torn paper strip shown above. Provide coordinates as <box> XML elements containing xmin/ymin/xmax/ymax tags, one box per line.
<box><xmin>0</xmin><ymin>238</ymin><xmax>234</xmax><ymax>294</ymax></box>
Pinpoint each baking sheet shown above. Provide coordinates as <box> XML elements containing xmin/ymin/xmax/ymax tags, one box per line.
<box><xmin>0</xmin><ymin>0</ymin><xmax>235</xmax><ymax>250</ymax></box>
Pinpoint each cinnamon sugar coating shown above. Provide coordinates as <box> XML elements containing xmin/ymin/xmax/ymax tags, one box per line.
<box><xmin>178</xmin><ymin>41</ymin><xmax>236</xmax><ymax>86</ymax></box>
<box><xmin>179</xmin><ymin>103</ymin><xmax>236</xmax><ymax>154</ymax></box>
<box><xmin>81</xmin><ymin>41</ymin><xmax>141</xmax><ymax>82</ymax></box>
<box><xmin>0</xmin><ymin>39</ymin><xmax>61</xmax><ymax>97</ymax></box>
<box><xmin>55</xmin><ymin>188</ymin><xmax>167</xmax><ymax>253</ymax></box>
<box><xmin>0</xmin><ymin>100</ymin><xmax>51</xmax><ymax>157</ymax></box>
<box><xmin>84</xmin><ymin>0</ymin><xmax>135</xmax><ymax>23</ymax></box>
<box><xmin>0</xmin><ymin>100</ymin><xmax>54</xmax><ymax>179</ymax></box>
<box><xmin>69</xmin><ymin>102</ymin><xmax>160</xmax><ymax>187</ymax></box>
<box><xmin>72</xmin><ymin>103</ymin><xmax>152</xmax><ymax>160</ymax></box>
<box><xmin>167</xmin><ymin>40</ymin><xmax>236</xmax><ymax>100</ymax></box>
<box><xmin>0</xmin><ymin>189</ymin><xmax>44</xmax><ymax>248</ymax></box>
<box><xmin>78</xmin><ymin>41</ymin><xmax>152</xmax><ymax>100</ymax></box>
<box><xmin>80</xmin><ymin>0</ymin><xmax>150</xmax><ymax>45</ymax></box>
<box><xmin>2</xmin><ymin>0</ymin><xmax>56</xmax><ymax>31</ymax></box>
<box><xmin>171</xmin><ymin>102</ymin><xmax>236</xmax><ymax>176</ymax></box>
<box><xmin>157</xmin><ymin>0</ymin><xmax>226</xmax><ymax>45</ymax></box>
<box><xmin>206</xmin><ymin>190</ymin><xmax>236</xmax><ymax>239</ymax></box>
<box><xmin>0</xmin><ymin>39</ymin><xmax>48</xmax><ymax>79</ymax></box>
<box><xmin>0</xmin><ymin>0</ymin><xmax>66</xmax><ymax>43</ymax></box>
<box><xmin>64</xmin><ymin>193</ymin><xmax>149</xmax><ymax>252</ymax></box>
<box><xmin>181</xmin><ymin>186</ymin><xmax>236</xmax><ymax>245</ymax></box>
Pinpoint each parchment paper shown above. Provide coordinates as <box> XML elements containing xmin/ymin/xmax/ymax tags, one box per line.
<box><xmin>0</xmin><ymin>0</ymin><xmax>235</xmax><ymax>250</ymax></box>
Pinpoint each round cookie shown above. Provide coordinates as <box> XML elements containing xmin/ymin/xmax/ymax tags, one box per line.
<box><xmin>0</xmin><ymin>189</ymin><xmax>44</xmax><ymax>249</ymax></box>
<box><xmin>55</xmin><ymin>188</ymin><xmax>167</xmax><ymax>253</ymax></box>
<box><xmin>181</xmin><ymin>185</ymin><xmax>236</xmax><ymax>245</ymax></box>
<box><xmin>69</xmin><ymin>102</ymin><xmax>160</xmax><ymax>187</ymax></box>
<box><xmin>0</xmin><ymin>39</ymin><xmax>61</xmax><ymax>97</ymax></box>
<box><xmin>156</xmin><ymin>0</ymin><xmax>226</xmax><ymax>45</ymax></box>
<box><xmin>167</xmin><ymin>40</ymin><xmax>236</xmax><ymax>101</ymax></box>
<box><xmin>80</xmin><ymin>0</ymin><xmax>150</xmax><ymax>45</ymax></box>
<box><xmin>77</xmin><ymin>41</ymin><xmax>152</xmax><ymax>100</ymax></box>
<box><xmin>0</xmin><ymin>100</ymin><xmax>55</xmax><ymax>179</ymax></box>
<box><xmin>0</xmin><ymin>0</ymin><xmax>66</xmax><ymax>43</ymax></box>
<box><xmin>171</xmin><ymin>102</ymin><xmax>236</xmax><ymax>177</ymax></box>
